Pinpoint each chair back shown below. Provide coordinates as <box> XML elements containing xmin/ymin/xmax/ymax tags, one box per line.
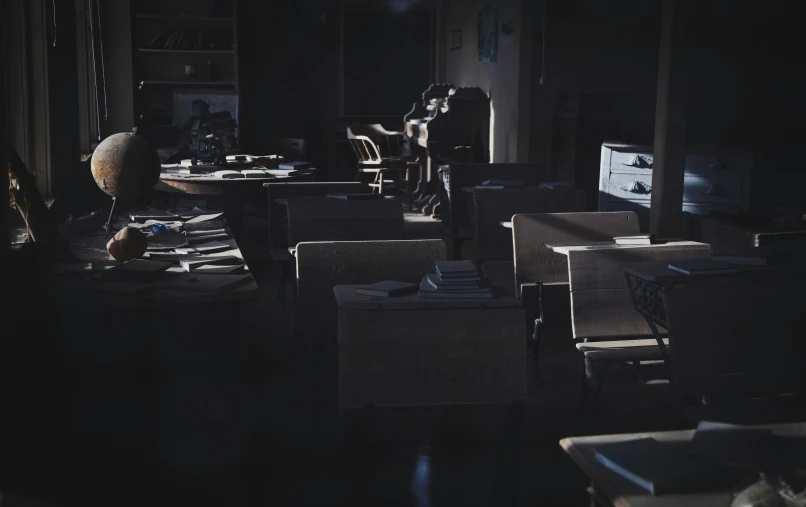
<box><xmin>439</xmin><ymin>163</ymin><xmax>543</xmax><ymax>234</ymax></box>
<box><xmin>663</xmin><ymin>274</ymin><xmax>806</xmax><ymax>401</ymax></box>
<box><xmin>512</xmin><ymin>211</ymin><xmax>640</xmax><ymax>287</ymax></box>
<box><xmin>347</xmin><ymin>126</ymin><xmax>384</xmax><ymax>164</ymax></box>
<box><xmin>286</xmin><ymin>196</ymin><xmax>403</xmax><ymax>246</ymax></box>
<box><xmin>474</xmin><ymin>187</ymin><xmax>586</xmax><ymax>263</ymax></box>
<box><xmin>265</xmin><ymin>182</ymin><xmax>371</xmax><ymax>248</ymax></box>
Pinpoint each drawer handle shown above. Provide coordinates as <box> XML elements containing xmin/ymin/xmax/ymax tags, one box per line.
<box><xmin>620</xmin><ymin>181</ymin><xmax>652</xmax><ymax>194</ymax></box>
<box><xmin>622</xmin><ymin>154</ymin><xmax>653</xmax><ymax>168</ymax></box>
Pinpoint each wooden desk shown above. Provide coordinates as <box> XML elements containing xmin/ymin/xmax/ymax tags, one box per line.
<box><xmin>57</xmin><ymin>217</ymin><xmax>258</xmax><ymax>308</ymax></box>
<box><xmin>560</xmin><ymin>422</ymin><xmax>806</xmax><ymax>507</ymax></box>
<box><xmin>334</xmin><ymin>284</ymin><xmax>526</xmax><ymax>411</ymax></box>
<box><xmin>548</xmin><ymin>241</ymin><xmax>711</xmax><ymax>339</ymax></box>
<box><xmin>155</xmin><ymin>168</ymin><xmax>317</xmax><ymax>231</ymax></box>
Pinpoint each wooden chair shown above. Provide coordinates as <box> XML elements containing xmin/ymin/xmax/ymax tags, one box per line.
<box><xmin>663</xmin><ymin>275</ymin><xmax>806</xmax><ymax>424</ymax></box>
<box><xmin>266</xmin><ymin>137</ymin><xmax>307</xmax><ymax>162</ymax></box>
<box><xmin>286</xmin><ymin>197</ymin><xmax>403</xmax><ymax>246</ymax></box>
<box><xmin>439</xmin><ymin>163</ymin><xmax>543</xmax><ymax>237</ymax></box>
<box><xmin>264</xmin><ymin>181</ymin><xmax>371</xmax><ymax>300</ymax></box>
<box><xmin>347</xmin><ymin>124</ymin><xmax>418</xmax><ymax>196</ymax></box>
<box><xmin>563</xmin><ymin>242</ymin><xmax>711</xmax><ymax>420</ymax></box>
<box><xmin>511</xmin><ymin>211</ymin><xmax>669</xmax><ymax>397</ymax></box>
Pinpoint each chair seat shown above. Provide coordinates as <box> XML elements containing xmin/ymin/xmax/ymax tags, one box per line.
<box><xmin>576</xmin><ymin>338</ymin><xmax>669</xmax><ymax>361</ymax></box>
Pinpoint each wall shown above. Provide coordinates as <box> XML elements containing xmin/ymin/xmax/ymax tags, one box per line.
<box><xmin>443</xmin><ymin>0</ymin><xmax>526</xmax><ymax>163</ymax></box>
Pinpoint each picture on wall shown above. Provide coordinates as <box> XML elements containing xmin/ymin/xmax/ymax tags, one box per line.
<box><xmin>477</xmin><ymin>4</ymin><xmax>498</xmax><ymax>63</ymax></box>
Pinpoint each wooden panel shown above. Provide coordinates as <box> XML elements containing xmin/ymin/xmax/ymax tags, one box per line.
<box><xmin>566</xmin><ymin>242</ymin><xmax>710</xmax><ymax>339</ymax></box>
<box><xmin>569</xmin><ymin>289</ymin><xmax>651</xmax><ymax>339</ymax></box>
<box><xmin>443</xmin><ymin>163</ymin><xmax>543</xmax><ymax>233</ymax></box>
<box><xmin>566</xmin><ymin>242</ymin><xmax>711</xmax><ymax>291</ymax></box>
<box><xmin>512</xmin><ymin>211</ymin><xmax>640</xmax><ymax>287</ymax></box>
<box><xmin>473</xmin><ymin>187</ymin><xmax>585</xmax><ymax>262</ymax></box>
<box><xmin>339</xmin><ymin>308</ymin><xmax>527</xmax><ymax>410</ymax></box>
<box><xmin>286</xmin><ymin>197</ymin><xmax>403</xmax><ymax>245</ymax></box>
<box><xmin>266</xmin><ymin>182</ymin><xmax>369</xmax><ymax>246</ymax></box>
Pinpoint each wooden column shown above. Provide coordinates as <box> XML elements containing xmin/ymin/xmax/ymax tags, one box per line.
<box><xmin>650</xmin><ymin>0</ymin><xmax>687</xmax><ymax>237</ymax></box>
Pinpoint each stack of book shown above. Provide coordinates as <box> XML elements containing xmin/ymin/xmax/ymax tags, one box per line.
<box><xmin>418</xmin><ymin>260</ymin><xmax>492</xmax><ymax>299</ymax></box>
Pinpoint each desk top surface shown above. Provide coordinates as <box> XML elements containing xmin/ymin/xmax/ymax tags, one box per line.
<box><xmin>622</xmin><ymin>260</ymin><xmax>806</xmax><ymax>284</ymax></box>
<box><xmin>334</xmin><ymin>284</ymin><xmax>521</xmax><ymax>310</ymax></box>
<box><xmin>549</xmin><ymin>241</ymin><xmax>709</xmax><ymax>256</ymax></box>
<box><xmin>560</xmin><ymin>422</ymin><xmax>806</xmax><ymax>507</ymax></box>
<box><xmin>55</xmin><ymin>215</ymin><xmax>258</xmax><ymax>307</ymax></box>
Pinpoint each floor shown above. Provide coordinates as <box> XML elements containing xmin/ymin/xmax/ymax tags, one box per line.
<box><xmin>5</xmin><ymin>216</ymin><xmax>683</xmax><ymax>507</ymax></box>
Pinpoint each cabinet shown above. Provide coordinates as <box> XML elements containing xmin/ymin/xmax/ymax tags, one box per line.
<box><xmin>130</xmin><ymin>0</ymin><xmax>239</xmax><ymax>150</ymax></box>
<box><xmin>598</xmin><ymin>142</ymin><xmax>752</xmax><ymax>230</ymax></box>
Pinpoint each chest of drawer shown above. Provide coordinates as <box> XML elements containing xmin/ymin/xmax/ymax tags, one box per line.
<box><xmin>608</xmin><ymin>150</ymin><xmax>750</xmax><ymax>176</ymax></box>
<box><xmin>607</xmin><ymin>172</ymin><xmax>743</xmax><ymax>205</ymax></box>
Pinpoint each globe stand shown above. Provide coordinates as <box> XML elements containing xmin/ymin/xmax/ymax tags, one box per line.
<box><xmin>102</xmin><ymin>197</ymin><xmax>118</xmax><ymax>234</ymax></box>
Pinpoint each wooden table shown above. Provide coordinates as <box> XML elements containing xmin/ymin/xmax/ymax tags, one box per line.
<box><xmin>60</xmin><ymin>221</ymin><xmax>258</xmax><ymax>308</ymax></box>
<box><xmin>155</xmin><ymin>167</ymin><xmax>317</xmax><ymax>231</ymax></box>
<box><xmin>334</xmin><ymin>284</ymin><xmax>527</xmax><ymax>411</ymax></box>
<box><xmin>560</xmin><ymin>422</ymin><xmax>806</xmax><ymax>507</ymax></box>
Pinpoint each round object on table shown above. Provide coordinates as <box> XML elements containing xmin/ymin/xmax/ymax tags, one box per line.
<box><xmin>91</xmin><ymin>131</ymin><xmax>160</xmax><ymax>202</ymax></box>
<box><xmin>106</xmin><ymin>227</ymin><xmax>148</xmax><ymax>262</ymax></box>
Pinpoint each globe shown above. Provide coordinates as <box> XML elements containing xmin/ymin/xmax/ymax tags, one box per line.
<box><xmin>91</xmin><ymin>130</ymin><xmax>160</xmax><ymax>202</ymax></box>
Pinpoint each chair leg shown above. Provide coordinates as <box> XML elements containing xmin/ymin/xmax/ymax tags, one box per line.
<box><xmin>580</xmin><ymin>354</ymin><xmax>610</xmax><ymax>427</ymax></box>
<box><xmin>379</xmin><ymin>172</ymin><xmax>385</xmax><ymax>195</ymax></box>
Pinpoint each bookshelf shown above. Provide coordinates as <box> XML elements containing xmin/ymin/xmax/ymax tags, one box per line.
<box><xmin>131</xmin><ymin>0</ymin><xmax>239</xmax><ymax>149</ymax></box>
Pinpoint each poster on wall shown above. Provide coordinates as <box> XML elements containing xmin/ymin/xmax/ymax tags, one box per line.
<box><xmin>501</xmin><ymin>3</ymin><xmax>515</xmax><ymax>44</ymax></box>
<box><xmin>477</xmin><ymin>4</ymin><xmax>498</xmax><ymax>63</ymax></box>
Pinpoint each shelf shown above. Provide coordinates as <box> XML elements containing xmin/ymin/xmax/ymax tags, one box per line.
<box><xmin>138</xmin><ymin>80</ymin><xmax>236</xmax><ymax>88</ymax></box>
<box><xmin>136</xmin><ymin>14</ymin><xmax>234</xmax><ymax>22</ymax></box>
<box><xmin>138</xmin><ymin>48</ymin><xmax>234</xmax><ymax>54</ymax></box>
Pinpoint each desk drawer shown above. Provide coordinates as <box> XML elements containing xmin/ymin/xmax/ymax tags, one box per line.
<box><xmin>608</xmin><ymin>151</ymin><xmax>749</xmax><ymax>176</ymax></box>
<box><xmin>607</xmin><ymin>172</ymin><xmax>743</xmax><ymax>205</ymax></box>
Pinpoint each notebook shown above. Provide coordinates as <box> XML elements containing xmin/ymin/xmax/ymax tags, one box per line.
<box><xmin>434</xmin><ymin>260</ymin><xmax>479</xmax><ymax>277</ymax></box>
<box><xmin>614</xmin><ymin>234</ymin><xmax>655</xmax><ymax>246</ymax></box>
<box><xmin>667</xmin><ymin>259</ymin><xmax>738</xmax><ymax>276</ymax></box>
<box><xmin>214</xmin><ymin>170</ymin><xmax>244</xmax><ymax>179</ymax></box>
<box><xmin>593</xmin><ymin>438</ymin><xmax>717</xmax><ymax>495</ymax></box>
<box><xmin>425</xmin><ymin>274</ymin><xmax>483</xmax><ymax>292</ymax></box>
<box><xmin>690</xmin><ymin>422</ymin><xmax>778</xmax><ymax>470</ymax></box>
<box><xmin>355</xmin><ymin>280</ymin><xmax>419</xmax><ymax>297</ymax></box>
<box><xmin>278</xmin><ymin>161</ymin><xmax>311</xmax><ymax>171</ymax></box>
<box><xmin>179</xmin><ymin>255</ymin><xmax>242</xmax><ymax>272</ymax></box>
<box><xmin>417</xmin><ymin>277</ymin><xmax>491</xmax><ymax>299</ymax></box>
<box><xmin>174</xmin><ymin>240</ymin><xmax>232</xmax><ymax>255</ymax></box>
<box><xmin>326</xmin><ymin>193</ymin><xmax>384</xmax><ymax>200</ymax></box>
